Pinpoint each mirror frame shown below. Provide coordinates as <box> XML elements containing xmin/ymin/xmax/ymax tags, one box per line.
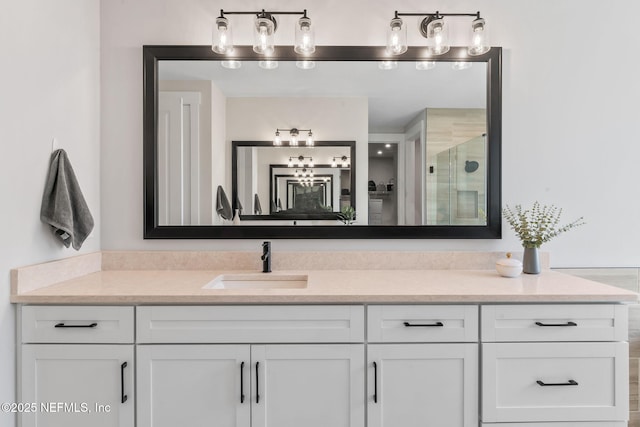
<box><xmin>143</xmin><ymin>45</ymin><xmax>502</xmax><ymax>239</ymax></box>
<box><xmin>232</xmin><ymin>140</ymin><xmax>356</xmax><ymax>221</ymax></box>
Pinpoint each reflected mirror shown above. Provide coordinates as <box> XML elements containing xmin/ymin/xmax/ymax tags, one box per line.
<box><xmin>143</xmin><ymin>46</ymin><xmax>501</xmax><ymax>239</ymax></box>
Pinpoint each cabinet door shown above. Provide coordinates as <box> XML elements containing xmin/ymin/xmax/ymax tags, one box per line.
<box><xmin>368</xmin><ymin>344</ymin><xmax>478</xmax><ymax>427</ymax></box>
<box><xmin>251</xmin><ymin>344</ymin><xmax>365</xmax><ymax>427</ymax></box>
<box><xmin>21</xmin><ymin>344</ymin><xmax>134</xmax><ymax>427</ymax></box>
<box><xmin>137</xmin><ymin>345</ymin><xmax>250</xmax><ymax>427</ymax></box>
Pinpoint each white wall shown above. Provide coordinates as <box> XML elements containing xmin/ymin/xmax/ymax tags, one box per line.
<box><xmin>0</xmin><ymin>1</ymin><xmax>101</xmax><ymax>424</ymax></box>
<box><xmin>100</xmin><ymin>0</ymin><xmax>640</xmax><ymax>266</ymax></box>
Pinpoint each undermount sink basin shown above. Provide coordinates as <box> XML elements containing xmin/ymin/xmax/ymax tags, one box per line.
<box><xmin>203</xmin><ymin>273</ymin><xmax>308</xmax><ymax>290</ymax></box>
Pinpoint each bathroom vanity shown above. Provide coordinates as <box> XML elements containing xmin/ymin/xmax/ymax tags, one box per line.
<box><xmin>11</xmin><ymin>255</ymin><xmax>637</xmax><ymax>427</ymax></box>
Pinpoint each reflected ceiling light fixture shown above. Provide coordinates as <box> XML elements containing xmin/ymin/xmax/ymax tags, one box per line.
<box><xmin>386</xmin><ymin>11</ymin><xmax>490</xmax><ymax>57</ymax></box>
<box><xmin>258</xmin><ymin>60</ymin><xmax>279</xmax><ymax>70</ymax></box>
<box><xmin>331</xmin><ymin>156</ymin><xmax>350</xmax><ymax>168</ymax></box>
<box><xmin>274</xmin><ymin>128</ymin><xmax>314</xmax><ymax>146</ymax></box>
<box><xmin>378</xmin><ymin>60</ymin><xmax>398</xmax><ymax>70</ymax></box>
<box><xmin>220</xmin><ymin>60</ymin><xmax>242</xmax><ymax>69</ymax></box>
<box><xmin>212</xmin><ymin>9</ymin><xmax>315</xmax><ymax>56</ymax></box>
<box><xmin>452</xmin><ymin>61</ymin><xmax>473</xmax><ymax>70</ymax></box>
<box><xmin>415</xmin><ymin>60</ymin><xmax>436</xmax><ymax>70</ymax></box>
<box><xmin>296</xmin><ymin>60</ymin><xmax>316</xmax><ymax>70</ymax></box>
<box><xmin>288</xmin><ymin>155</ymin><xmax>314</xmax><ymax>168</ymax></box>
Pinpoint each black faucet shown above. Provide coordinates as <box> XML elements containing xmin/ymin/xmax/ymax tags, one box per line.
<box><xmin>261</xmin><ymin>241</ymin><xmax>271</xmax><ymax>273</ymax></box>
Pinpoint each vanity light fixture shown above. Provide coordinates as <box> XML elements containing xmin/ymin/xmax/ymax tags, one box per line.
<box><xmin>331</xmin><ymin>156</ymin><xmax>350</xmax><ymax>168</ymax></box>
<box><xmin>212</xmin><ymin>9</ymin><xmax>315</xmax><ymax>56</ymax></box>
<box><xmin>386</xmin><ymin>11</ymin><xmax>489</xmax><ymax>56</ymax></box>
<box><xmin>288</xmin><ymin>156</ymin><xmax>314</xmax><ymax>168</ymax></box>
<box><xmin>294</xmin><ymin>168</ymin><xmax>314</xmax><ymax>178</ymax></box>
<box><xmin>274</xmin><ymin>128</ymin><xmax>314</xmax><ymax>146</ymax></box>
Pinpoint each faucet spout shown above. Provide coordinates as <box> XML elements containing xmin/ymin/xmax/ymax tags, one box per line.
<box><xmin>261</xmin><ymin>241</ymin><xmax>271</xmax><ymax>273</ymax></box>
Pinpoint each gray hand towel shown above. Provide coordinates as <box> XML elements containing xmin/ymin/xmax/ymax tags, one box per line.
<box><xmin>40</xmin><ymin>149</ymin><xmax>94</xmax><ymax>250</ymax></box>
<box><xmin>254</xmin><ymin>194</ymin><xmax>262</xmax><ymax>215</ymax></box>
<box><xmin>216</xmin><ymin>186</ymin><xmax>232</xmax><ymax>220</ymax></box>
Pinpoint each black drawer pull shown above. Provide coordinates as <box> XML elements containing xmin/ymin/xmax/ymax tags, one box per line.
<box><xmin>535</xmin><ymin>321</ymin><xmax>577</xmax><ymax>327</ymax></box>
<box><xmin>536</xmin><ymin>379</ymin><xmax>578</xmax><ymax>387</ymax></box>
<box><xmin>240</xmin><ymin>361</ymin><xmax>245</xmax><ymax>403</ymax></box>
<box><xmin>373</xmin><ymin>361</ymin><xmax>378</xmax><ymax>403</ymax></box>
<box><xmin>121</xmin><ymin>362</ymin><xmax>128</xmax><ymax>403</ymax></box>
<box><xmin>256</xmin><ymin>362</ymin><xmax>260</xmax><ymax>404</ymax></box>
<box><xmin>403</xmin><ymin>321</ymin><xmax>444</xmax><ymax>327</ymax></box>
<box><xmin>55</xmin><ymin>322</ymin><xmax>98</xmax><ymax>328</ymax></box>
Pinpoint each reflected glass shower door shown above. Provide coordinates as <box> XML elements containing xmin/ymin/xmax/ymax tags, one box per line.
<box><xmin>433</xmin><ymin>135</ymin><xmax>486</xmax><ymax>225</ymax></box>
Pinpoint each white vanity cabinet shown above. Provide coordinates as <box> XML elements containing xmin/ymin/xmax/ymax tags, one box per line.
<box><xmin>367</xmin><ymin>305</ymin><xmax>479</xmax><ymax>427</ymax></box>
<box><xmin>135</xmin><ymin>305</ymin><xmax>365</xmax><ymax>427</ymax></box>
<box><xmin>481</xmin><ymin>304</ymin><xmax>629</xmax><ymax>426</ymax></box>
<box><xmin>18</xmin><ymin>306</ymin><xmax>135</xmax><ymax>427</ymax></box>
<box><xmin>17</xmin><ymin>302</ymin><xmax>631</xmax><ymax>427</ymax></box>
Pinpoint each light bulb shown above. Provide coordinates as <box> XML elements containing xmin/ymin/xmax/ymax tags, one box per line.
<box><xmin>212</xmin><ymin>17</ymin><xmax>234</xmax><ymax>54</ymax></box>
<box><xmin>386</xmin><ymin>17</ymin><xmax>407</xmax><ymax>55</ymax></box>
<box><xmin>290</xmin><ymin>135</ymin><xmax>299</xmax><ymax>146</ymax></box>
<box><xmin>306</xmin><ymin>131</ymin><xmax>314</xmax><ymax>146</ymax></box>
<box><xmin>273</xmin><ymin>131</ymin><xmax>282</xmax><ymax>146</ymax></box>
<box><xmin>331</xmin><ymin>158</ymin><xmax>337</xmax><ymax>168</ymax></box>
<box><xmin>288</xmin><ymin>157</ymin><xmax>293</xmax><ymax>167</ymax></box>
<box><xmin>309</xmin><ymin>157</ymin><xmax>314</xmax><ymax>167</ymax></box>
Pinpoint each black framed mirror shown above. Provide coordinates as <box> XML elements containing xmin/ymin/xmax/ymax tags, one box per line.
<box><xmin>143</xmin><ymin>45</ymin><xmax>501</xmax><ymax>239</ymax></box>
<box><xmin>233</xmin><ymin>141</ymin><xmax>355</xmax><ymax>221</ymax></box>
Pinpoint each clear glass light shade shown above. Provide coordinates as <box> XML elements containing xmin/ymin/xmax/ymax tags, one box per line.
<box><xmin>306</xmin><ymin>132</ymin><xmax>314</xmax><ymax>147</ymax></box>
<box><xmin>295</xmin><ymin>17</ymin><xmax>315</xmax><ymax>54</ymax></box>
<box><xmin>468</xmin><ymin>18</ymin><xmax>490</xmax><ymax>56</ymax></box>
<box><xmin>290</xmin><ymin>133</ymin><xmax>299</xmax><ymax>146</ymax></box>
<box><xmin>308</xmin><ymin>157</ymin><xmax>314</xmax><ymax>167</ymax></box>
<box><xmin>415</xmin><ymin>61</ymin><xmax>436</xmax><ymax>70</ymax></box>
<box><xmin>273</xmin><ymin>131</ymin><xmax>282</xmax><ymax>146</ymax></box>
<box><xmin>221</xmin><ymin>60</ymin><xmax>241</xmax><ymax>69</ymax></box>
<box><xmin>296</xmin><ymin>60</ymin><xmax>316</xmax><ymax>70</ymax></box>
<box><xmin>253</xmin><ymin>16</ymin><xmax>275</xmax><ymax>55</ymax></box>
<box><xmin>258</xmin><ymin>60</ymin><xmax>278</xmax><ymax>69</ymax></box>
<box><xmin>378</xmin><ymin>60</ymin><xmax>398</xmax><ymax>70</ymax></box>
<box><xmin>452</xmin><ymin>61</ymin><xmax>473</xmax><ymax>70</ymax></box>
<box><xmin>426</xmin><ymin>18</ymin><xmax>450</xmax><ymax>55</ymax></box>
<box><xmin>331</xmin><ymin>159</ymin><xmax>337</xmax><ymax>168</ymax></box>
<box><xmin>212</xmin><ymin>17</ymin><xmax>234</xmax><ymax>54</ymax></box>
<box><xmin>386</xmin><ymin>17</ymin><xmax>408</xmax><ymax>55</ymax></box>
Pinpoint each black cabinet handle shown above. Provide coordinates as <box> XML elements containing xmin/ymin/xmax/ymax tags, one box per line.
<box><xmin>403</xmin><ymin>321</ymin><xmax>444</xmax><ymax>327</ymax></box>
<box><xmin>535</xmin><ymin>321</ymin><xmax>577</xmax><ymax>327</ymax></box>
<box><xmin>373</xmin><ymin>361</ymin><xmax>378</xmax><ymax>403</ymax></box>
<box><xmin>121</xmin><ymin>362</ymin><xmax>128</xmax><ymax>403</ymax></box>
<box><xmin>536</xmin><ymin>379</ymin><xmax>578</xmax><ymax>387</ymax></box>
<box><xmin>256</xmin><ymin>362</ymin><xmax>260</xmax><ymax>404</ymax></box>
<box><xmin>55</xmin><ymin>322</ymin><xmax>98</xmax><ymax>328</ymax></box>
<box><xmin>240</xmin><ymin>362</ymin><xmax>245</xmax><ymax>403</ymax></box>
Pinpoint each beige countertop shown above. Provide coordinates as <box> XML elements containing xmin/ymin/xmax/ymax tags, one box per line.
<box><xmin>10</xmin><ymin>269</ymin><xmax>639</xmax><ymax>304</ymax></box>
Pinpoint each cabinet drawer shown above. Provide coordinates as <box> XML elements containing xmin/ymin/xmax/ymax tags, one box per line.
<box><xmin>481</xmin><ymin>305</ymin><xmax>627</xmax><ymax>342</ymax></box>
<box><xmin>137</xmin><ymin>305</ymin><xmax>364</xmax><ymax>343</ymax></box>
<box><xmin>482</xmin><ymin>423</ymin><xmax>627</xmax><ymax>427</ymax></box>
<box><xmin>482</xmin><ymin>342</ymin><xmax>628</xmax><ymax>423</ymax></box>
<box><xmin>367</xmin><ymin>305</ymin><xmax>478</xmax><ymax>342</ymax></box>
<box><xmin>21</xmin><ymin>306</ymin><xmax>134</xmax><ymax>343</ymax></box>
